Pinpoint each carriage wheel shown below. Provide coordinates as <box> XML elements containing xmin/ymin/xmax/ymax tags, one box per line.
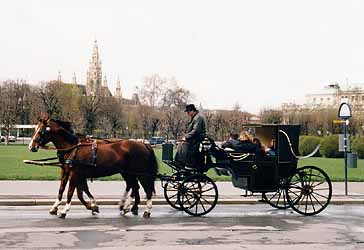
<box><xmin>163</xmin><ymin>172</ymin><xmax>190</xmax><ymax>210</ymax></box>
<box><xmin>262</xmin><ymin>177</ymin><xmax>290</xmax><ymax>209</ymax></box>
<box><xmin>164</xmin><ymin>178</ymin><xmax>183</xmax><ymax>210</ymax></box>
<box><xmin>177</xmin><ymin>175</ymin><xmax>218</xmax><ymax>216</ymax></box>
<box><xmin>286</xmin><ymin>166</ymin><xmax>332</xmax><ymax>216</ymax></box>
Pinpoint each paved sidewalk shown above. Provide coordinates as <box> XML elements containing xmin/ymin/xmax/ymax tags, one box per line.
<box><xmin>0</xmin><ymin>181</ymin><xmax>363</xmax><ymax>206</ymax></box>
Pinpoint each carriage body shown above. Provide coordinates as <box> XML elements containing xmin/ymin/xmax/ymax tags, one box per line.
<box><xmin>218</xmin><ymin>124</ymin><xmax>300</xmax><ymax>193</ymax></box>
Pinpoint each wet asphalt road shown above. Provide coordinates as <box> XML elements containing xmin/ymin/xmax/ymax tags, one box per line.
<box><xmin>0</xmin><ymin>204</ymin><xmax>363</xmax><ymax>250</ymax></box>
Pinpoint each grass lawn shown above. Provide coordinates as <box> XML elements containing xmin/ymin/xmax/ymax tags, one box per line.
<box><xmin>0</xmin><ymin>144</ymin><xmax>363</xmax><ymax>181</ymax></box>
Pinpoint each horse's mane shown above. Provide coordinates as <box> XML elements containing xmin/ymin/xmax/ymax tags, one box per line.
<box><xmin>53</xmin><ymin>119</ymin><xmax>79</xmax><ymax>144</ymax></box>
<box><xmin>55</xmin><ymin>120</ymin><xmax>74</xmax><ymax>134</ymax></box>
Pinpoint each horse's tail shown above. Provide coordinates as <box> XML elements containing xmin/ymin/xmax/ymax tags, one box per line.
<box><xmin>144</xmin><ymin>143</ymin><xmax>159</xmax><ymax>193</ymax></box>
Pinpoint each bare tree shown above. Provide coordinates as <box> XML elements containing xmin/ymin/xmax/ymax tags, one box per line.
<box><xmin>160</xmin><ymin>80</ymin><xmax>192</xmax><ymax>140</ymax></box>
<box><xmin>37</xmin><ymin>81</ymin><xmax>63</xmax><ymax>118</ymax></box>
<box><xmin>80</xmin><ymin>95</ymin><xmax>99</xmax><ymax>135</ymax></box>
<box><xmin>260</xmin><ymin>109</ymin><xmax>283</xmax><ymax>124</ymax></box>
<box><xmin>98</xmin><ymin>97</ymin><xmax>125</xmax><ymax>137</ymax></box>
<box><xmin>139</xmin><ymin>74</ymin><xmax>166</xmax><ymax>107</ymax></box>
<box><xmin>0</xmin><ymin>80</ymin><xmax>24</xmax><ymax>144</ymax></box>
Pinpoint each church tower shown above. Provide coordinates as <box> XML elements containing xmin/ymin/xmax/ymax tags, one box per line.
<box><xmin>115</xmin><ymin>76</ymin><xmax>122</xmax><ymax>100</ymax></box>
<box><xmin>86</xmin><ymin>40</ymin><xmax>102</xmax><ymax>96</ymax></box>
<box><xmin>72</xmin><ymin>72</ymin><xmax>77</xmax><ymax>84</ymax></box>
<box><xmin>57</xmin><ymin>71</ymin><xmax>62</xmax><ymax>83</ymax></box>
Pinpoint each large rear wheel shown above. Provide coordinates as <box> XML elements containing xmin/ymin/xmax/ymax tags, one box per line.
<box><xmin>177</xmin><ymin>174</ymin><xmax>218</xmax><ymax>216</ymax></box>
<box><xmin>286</xmin><ymin>166</ymin><xmax>332</xmax><ymax>216</ymax></box>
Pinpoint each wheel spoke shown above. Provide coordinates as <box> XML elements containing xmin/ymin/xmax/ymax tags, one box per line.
<box><xmin>200</xmin><ymin>196</ymin><xmax>213</xmax><ymax>206</ymax></box>
<box><xmin>311</xmin><ymin>191</ymin><xmax>330</xmax><ymax>200</ymax></box>
<box><xmin>308</xmin><ymin>193</ymin><xmax>316</xmax><ymax>212</ymax></box>
<box><xmin>309</xmin><ymin>193</ymin><xmax>324</xmax><ymax>208</ymax></box>
<box><xmin>199</xmin><ymin>199</ymin><xmax>208</xmax><ymax>212</ymax></box>
<box><xmin>200</xmin><ymin>186</ymin><xmax>214</xmax><ymax>193</ymax></box>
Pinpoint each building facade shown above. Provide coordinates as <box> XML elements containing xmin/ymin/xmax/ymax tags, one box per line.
<box><xmin>282</xmin><ymin>83</ymin><xmax>364</xmax><ymax>123</ymax></box>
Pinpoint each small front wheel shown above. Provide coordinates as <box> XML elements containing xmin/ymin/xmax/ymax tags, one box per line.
<box><xmin>177</xmin><ymin>175</ymin><xmax>218</xmax><ymax>216</ymax></box>
<box><xmin>164</xmin><ymin>180</ymin><xmax>183</xmax><ymax>210</ymax></box>
<box><xmin>263</xmin><ymin>177</ymin><xmax>290</xmax><ymax>209</ymax></box>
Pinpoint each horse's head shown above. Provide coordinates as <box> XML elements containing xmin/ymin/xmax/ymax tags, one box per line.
<box><xmin>28</xmin><ymin>115</ymin><xmax>77</xmax><ymax>152</ymax></box>
<box><xmin>28</xmin><ymin>117</ymin><xmax>54</xmax><ymax>152</ymax></box>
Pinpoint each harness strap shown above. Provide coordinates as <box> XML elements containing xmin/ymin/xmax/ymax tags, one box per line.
<box><xmin>92</xmin><ymin>139</ymin><xmax>98</xmax><ymax>167</ymax></box>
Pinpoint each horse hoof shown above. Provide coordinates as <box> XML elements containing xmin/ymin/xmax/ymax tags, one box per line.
<box><xmin>119</xmin><ymin>205</ymin><xmax>124</xmax><ymax>212</ymax></box>
<box><xmin>91</xmin><ymin>206</ymin><xmax>99</xmax><ymax>214</ymax></box>
<box><xmin>131</xmin><ymin>208</ymin><xmax>138</xmax><ymax>216</ymax></box>
<box><xmin>143</xmin><ymin>211</ymin><xmax>151</xmax><ymax>218</ymax></box>
<box><xmin>49</xmin><ymin>208</ymin><xmax>58</xmax><ymax>215</ymax></box>
<box><xmin>122</xmin><ymin>208</ymin><xmax>130</xmax><ymax>215</ymax></box>
<box><xmin>58</xmin><ymin>213</ymin><xmax>67</xmax><ymax>219</ymax></box>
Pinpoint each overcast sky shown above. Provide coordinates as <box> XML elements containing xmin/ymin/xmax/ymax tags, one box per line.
<box><xmin>1</xmin><ymin>0</ymin><xmax>364</xmax><ymax>114</ymax></box>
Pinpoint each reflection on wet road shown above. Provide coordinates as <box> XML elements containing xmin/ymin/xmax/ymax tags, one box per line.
<box><xmin>0</xmin><ymin>205</ymin><xmax>363</xmax><ymax>249</ymax></box>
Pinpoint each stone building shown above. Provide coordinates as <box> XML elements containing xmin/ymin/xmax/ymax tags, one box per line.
<box><xmin>282</xmin><ymin>83</ymin><xmax>364</xmax><ymax>123</ymax></box>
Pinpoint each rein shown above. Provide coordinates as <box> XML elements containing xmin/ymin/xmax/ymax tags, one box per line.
<box><xmin>39</xmin><ymin>139</ymin><xmax>124</xmax><ymax>151</ymax></box>
<box><xmin>40</xmin><ymin>144</ymin><xmax>80</xmax><ymax>151</ymax></box>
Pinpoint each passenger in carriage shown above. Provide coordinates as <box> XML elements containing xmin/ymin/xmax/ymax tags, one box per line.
<box><xmin>252</xmin><ymin>137</ymin><xmax>266</xmax><ymax>156</ymax></box>
<box><xmin>221</xmin><ymin>133</ymin><xmax>239</xmax><ymax>149</ymax></box>
<box><xmin>221</xmin><ymin>131</ymin><xmax>257</xmax><ymax>153</ymax></box>
<box><xmin>265</xmin><ymin>138</ymin><xmax>276</xmax><ymax>156</ymax></box>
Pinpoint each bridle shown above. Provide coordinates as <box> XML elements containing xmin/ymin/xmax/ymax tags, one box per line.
<box><xmin>33</xmin><ymin>125</ymin><xmax>50</xmax><ymax>146</ymax></box>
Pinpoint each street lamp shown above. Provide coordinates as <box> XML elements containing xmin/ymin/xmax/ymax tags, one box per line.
<box><xmin>338</xmin><ymin>103</ymin><xmax>352</xmax><ymax>196</ymax></box>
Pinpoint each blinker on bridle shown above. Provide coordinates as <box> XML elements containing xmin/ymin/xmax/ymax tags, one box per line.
<box><xmin>33</xmin><ymin>120</ymin><xmax>51</xmax><ymax>145</ymax></box>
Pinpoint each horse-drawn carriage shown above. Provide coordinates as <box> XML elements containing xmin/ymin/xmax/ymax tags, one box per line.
<box><xmin>161</xmin><ymin>124</ymin><xmax>332</xmax><ymax>216</ymax></box>
<box><xmin>26</xmin><ymin>116</ymin><xmax>331</xmax><ymax>218</ymax></box>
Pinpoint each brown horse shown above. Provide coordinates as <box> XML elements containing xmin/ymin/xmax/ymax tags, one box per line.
<box><xmin>46</xmin><ymin>130</ymin><xmax>141</xmax><ymax>217</ymax></box>
<box><xmin>28</xmin><ymin>116</ymin><xmax>158</xmax><ymax>218</ymax></box>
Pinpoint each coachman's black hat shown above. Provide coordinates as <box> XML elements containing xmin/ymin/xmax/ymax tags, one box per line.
<box><xmin>184</xmin><ymin>104</ymin><xmax>197</xmax><ymax>112</ymax></box>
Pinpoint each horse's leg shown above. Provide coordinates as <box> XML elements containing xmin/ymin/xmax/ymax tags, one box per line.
<box><xmin>76</xmin><ymin>179</ymin><xmax>97</xmax><ymax>214</ymax></box>
<box><xmin>120</xmin><ymin>174</ymin><xmax>133</xmax><ymax>214</ymax></box>
<box><xmin>138</xmin><ymin>176</ymin><xmax>155</xmax><ymax>218</ymax></box>
<box><xmin>130</xmin><ymin>180</ymin><xmax>140</xmax><ymax>215</ymax></box>
<box><xmin>59</xmin><ymin>172</ymin><xmax>78</xmax><ymax>219</ymax></box>
<box><xmin>50</xmin><ymin>167</ymin><xmax>69</xmax><ymax>215</ymax></box>
<box><xmin>79</xmin><ymin>178</ymin><xmax>99</xmax><ymax>214</ymax></box>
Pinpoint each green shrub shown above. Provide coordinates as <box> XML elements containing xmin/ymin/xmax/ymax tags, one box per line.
<box><xmin>352</xmin><ymin>136</ymin><xmax>364</xmax><ymax>159</ymax></box>
<box><xmin>299</xmin><ymin>136</ymin><xmax>322</xmax><ymax>157</ymax></box>
<box><xmin>321</xmin><ymin>135</ymin><xmax>344</xmax><ymax>158</ymax></box>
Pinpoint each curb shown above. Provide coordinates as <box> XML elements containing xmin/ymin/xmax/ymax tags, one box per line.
<box><xmin>0</xmin><ymin>198</ymin><xmax>363</xmax><ymax>206</ymax></box>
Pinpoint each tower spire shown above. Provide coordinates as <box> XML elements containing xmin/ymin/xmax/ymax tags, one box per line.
<box><xmin>115</xmin><ymin>76</ymin><xmax>122</xmax><ymax>99</ymax></box>
<box><xmin>86</xmin><ymin>39</ymin><xmax>103</xmax><ymax>96</ymax></box>
<box><xmin>72</xmin><ymin>72</ymin><xmax>77</xmax><ymax>84</ymax></box>
<box><xmin>57</xmin><ymin>71</ymin><xmax>62</xmax><ymax>83</ymax></box>
<box><xmin>103</xmin><ymin>75</ymin><xmax>108</xmax><ymax>87</ymax></box>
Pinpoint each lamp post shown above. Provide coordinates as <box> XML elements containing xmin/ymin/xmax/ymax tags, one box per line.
<box><xmin>338</xmin><ymin>103</ymin><xmax>352</xmax><ymax>195</ymax></box>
